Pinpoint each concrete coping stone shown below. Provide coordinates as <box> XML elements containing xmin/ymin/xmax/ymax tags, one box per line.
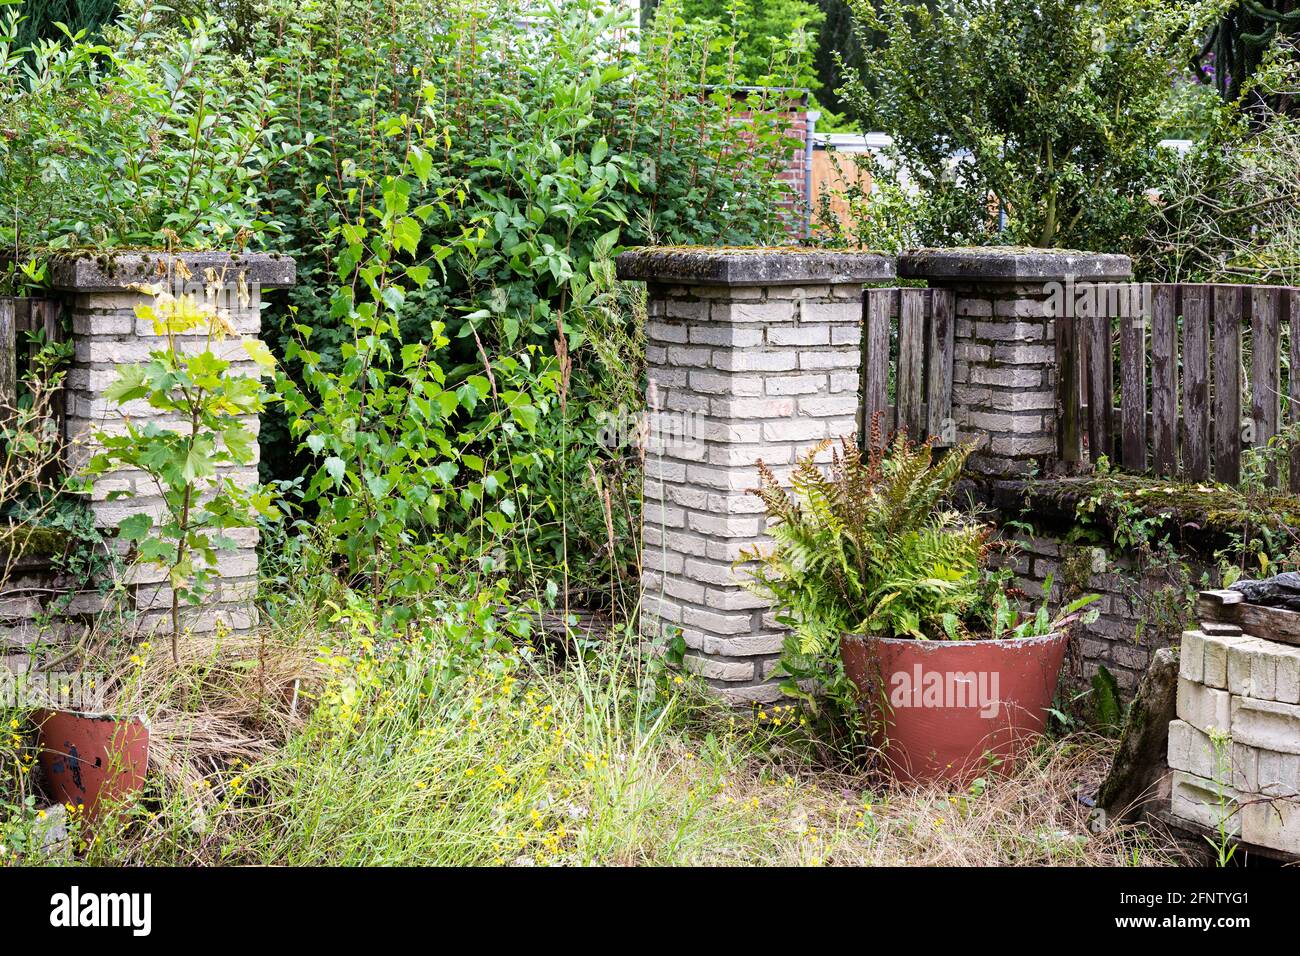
<box><xmin>897</xmin><ymin>246</ymin><xmax>1133</xmax><ymax>283</ymax></box>
<box><xmin>615</xmin><ymin>246</ymin><xmax>896</xmax><ymax>286</ymax></box>
<box><xmin>48</xmin><ymin>251</ymin><xmax>296</xmax><ymax>292</ymax></box>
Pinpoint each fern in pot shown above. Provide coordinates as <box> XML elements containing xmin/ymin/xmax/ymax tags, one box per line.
<box><xmin>740</xmin><ymin>431</ymin><xmax>1097</xmax><ymax>784</ymax></box>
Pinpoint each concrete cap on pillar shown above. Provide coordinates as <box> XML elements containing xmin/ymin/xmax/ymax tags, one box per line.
<box><xmin>47</xmin><ymin>251</ymin><xmax>297</xmax><ymax>291</ymax></box>
<box><xmin>615</xmin><ymin>246</ymin><xmax>896</xmax><ymax>286</ymax></box>
<box><xmin>897</xmin><ymin>246</ymin><xmax>1132</xmax><ymax>282</ymax></box>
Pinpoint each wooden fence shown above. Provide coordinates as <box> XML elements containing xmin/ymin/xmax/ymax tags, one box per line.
<box><xmin>0</xmin><ymin>296</ymin><xmax>63</xmax><ymax>437</ymax></box>
<box><xmin>1057</xmin><ymin>283</ymin><xmax>1300</xmax><ymax>489</ymax></box>
<box><xmin>859</xmin><ymin>286</ymin><xmax>955</xmax><ymax>444</ymax></box>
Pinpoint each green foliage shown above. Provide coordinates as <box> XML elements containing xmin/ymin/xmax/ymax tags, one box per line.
<box><xmin>1195</xmin><ymin>0</ymin><xmax>1300</xmax><ymax>113</ymax></box>
<box><xmin>12</xmin><ymin>0</ymin><xmax>117</xmax><ymax>47</ymax></box>
<box><xmin>838</xmin><ymin>0</ymin><xmax>1214</xmax><ymax>249</ymax></box>
<box><xmin>0</xmin><ymin>3</ymin><xmax>299</xmax><ymax>264</ymax></box>
<box><xmin>1139</xmin><ymin>40</ymin><xmax>1300</xmax><ymax>284</ymax></box>
<box><xmin>233</xmin><ymin>0</ymin><xmax>802</xmax><ymax>599</ymax></box>
<box><xmin>84</xmin><ymin>276</ymin><xmax>279</xmax><ymax>660</ymax></box>
<box><xmin>673</xmin><ymin>0</ymin><xmax>825</xmax><ymax>92</ymax></box>
<box><xmin>1091</xmin><ymin>664</ymin><xmax>1123</xmax><ymax>732</ymax></box>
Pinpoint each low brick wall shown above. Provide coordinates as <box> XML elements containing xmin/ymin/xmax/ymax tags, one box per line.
<box><xmin>993</xmin><ymin>529</ymin><xmax>1203</xmax><ymax>699</ymax></box>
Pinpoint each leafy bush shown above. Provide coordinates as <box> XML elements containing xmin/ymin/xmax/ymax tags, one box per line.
<box><xmin>0</xmin><ymin>6</ymin><xmax>298</xmax><ymax>267</ymax></box>
<box><xmin>832</xmin><ymin>0</ymin><xmax>1214</xmax><ymax>250</ymax></box>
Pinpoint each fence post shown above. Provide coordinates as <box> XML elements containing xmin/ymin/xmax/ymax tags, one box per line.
<box><xmin>49</xmin><ymin>251</ymin><xmax>295</xmax><ymax>637</ymax></box>
<box><xmin>616</xmin><ymin>248</ymin><xmax>895</xmax><ymax>704</ymax></box>
<box><xmin>897</xmin><ymin>248</ymin><xmax>1132</xmax><ymax>478</ymax></box>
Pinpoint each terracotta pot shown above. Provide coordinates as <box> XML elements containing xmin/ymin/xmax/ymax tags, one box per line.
<box><xmin>36</xmin><ymin>710</ymin><xmax>149</xmax><ymax>818</ymax></box>
<box><xmin>840</xmin><ymin>631</ymin><xmax>1069</xmax><ymax>786</ymax></box>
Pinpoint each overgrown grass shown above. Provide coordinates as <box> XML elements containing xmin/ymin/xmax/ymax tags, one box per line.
<box><xmin>2</xmin><ymin>605</ymin><xmax>1186</xmax><ymax>867</ymax></box>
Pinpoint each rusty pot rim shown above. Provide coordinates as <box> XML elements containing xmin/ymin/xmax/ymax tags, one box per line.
<box><xmin>34</xmin><ymin>708</ymin><xmax>151</xmax><ymax>729</ymax></box>
<box><xmin>841</xmin><ymin>630</ymin><xmax>1067</xmax><ymax>650</ymax></box>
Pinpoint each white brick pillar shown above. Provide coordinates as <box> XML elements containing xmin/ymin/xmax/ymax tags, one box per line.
<box><xmin>51</xmin><ymin>252</ymin><xmax>295</xmax><ymax>636</ymax></box>
<box><xmin>897</xmin><ymin>248</ymin><xmax>1131</xmax><ymax>478</ymax></box>
<box><xmin>616</xmin><ymin>249</ymin><xmax>895</xmax><ymax>703</ymax></box>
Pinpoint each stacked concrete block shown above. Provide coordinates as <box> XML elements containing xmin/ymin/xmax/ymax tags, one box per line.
<box><xmin>898</xmin><ymin>248</ymin><xmax>1132</xmax><ymax>477</ymax></box>
<box><xmin>616</xmin><ymin>248</ymin><xmax>895</xmax><ymax>703</ymax></box>
<box><xmin>50</xmin><ymin>252</ymin><xmax>295</xmax><ymax>637</ymax></box>
<box><xmin>1170</xmin><ymin>624</ymin><xmax>1300</xmax><ymax>854</ymax></box>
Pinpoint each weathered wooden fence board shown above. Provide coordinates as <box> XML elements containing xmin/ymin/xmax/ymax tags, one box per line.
<box><xmin>861</xmin><ymin>288</ymin><xmax>892</xmax><ymax>441</ymax></box>
<box><xmin>861</xmin><ymin>287</ymin><xmax>955</xmax><ymax>448</ymax></box>
<box><xmin>1212</xmin><ymin>285</ymin><xmax>1242</xmax><ymax>484</ymax></box>
<box><xmin>1119</xmin><ymin>310</ymin><xmax>1147</xmax><ymax>470</ymax></box>
<box><xmin>926</xmin><ymin>288</ymin><xmax>954</xmax><ymax>442</ymax></box>
<box><xmin>897</xmin><ymin>288</ymin><xmax>926</xmax><ymax>439</ymax></box>
<box><xmin>1086</xmin><ymin>312</ymin><xmax>1113</xmax><ymax>464</ymax></box>
<box><xmin>1151</xmin><ymin>284</ymin><xmax>1179</xmax><ymax>476</ymax></box>
<box><xmin>1181</xmin><ymin>285</ymin><xmax>1211</xmax><ymax>481</ymax></box>
<box><xmin>1057</xmin><ymin>313</ymin><xmax>1083</xmax><ymax>463</ymax></box>
<box><xmin>1251</xmin><ymin>286</ymin><xmax>1281</xmax><ymax>483</ymax></box>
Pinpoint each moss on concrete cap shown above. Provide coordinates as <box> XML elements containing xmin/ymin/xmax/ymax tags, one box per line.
<box><xmin>615</xmin><ymin>246</ymin><xmax>896</xmax><ymax>286</ymax></box>
<box><xmin>897</xmin><ymin>246</ymin><xmax>1132</xmax><ymax>282</ymax></box>
<box><xmin>48</xmin><ymin>251</ymin><xmax>296</xmax><ymax>292</ymax></box>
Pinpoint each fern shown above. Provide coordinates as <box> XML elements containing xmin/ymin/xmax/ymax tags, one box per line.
<box><xmin>739</xmin><ymin>432</ymin><xmax>990</xmax><ymax>656</ymax></box>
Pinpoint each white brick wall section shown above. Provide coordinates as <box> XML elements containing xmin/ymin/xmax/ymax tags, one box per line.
<box><xmin>1170</xmin><ymin>770</ymin><xmax>1241</xmax><ymax>836</ymax></box>
<box><xmin>60</xmin><ymin>274</ymin><xmax>274</xmax><ymax>637</ymax></box>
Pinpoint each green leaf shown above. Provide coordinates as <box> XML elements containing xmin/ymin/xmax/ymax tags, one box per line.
<box><xmin>118</xmin><ymin>513</ymin><xmax>153</xmax><ymax>542</ymax></box>
<box><xmin>324</xmin><ymin>456</ymin><xmax>347</xmax><ymax>487</ymax></box>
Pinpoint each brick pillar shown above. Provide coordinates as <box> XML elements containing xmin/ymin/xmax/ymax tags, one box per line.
<box><xmin>897</xmin><ymin>248</ymin><xmax>1132</xmax><ymax>478</ymax></box>
<box><xmin>51</xmin><ymin>252</ymin><xmax>295</xmax><ymax>636</ymax></box>
<box><xmin>616</xmin><ymin>248</ymin><xmax>895</xmax><ymax>704</ymax></box>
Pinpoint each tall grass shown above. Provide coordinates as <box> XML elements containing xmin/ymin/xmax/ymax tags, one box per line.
<box><xmin>0</xmin><ymin>603</ymin><xmax>1188</xmax><ymax>868</ymax></box>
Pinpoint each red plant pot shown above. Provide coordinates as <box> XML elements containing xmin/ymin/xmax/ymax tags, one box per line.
<box><xmin>840</xmin><ymin>631</ymin><xmax>1069</xmax><ymax>786</ymax></box>
<box><xmin>36</xmin><ymin>710</ymin><xmax>149</xmax><ymax>819</ymax></box>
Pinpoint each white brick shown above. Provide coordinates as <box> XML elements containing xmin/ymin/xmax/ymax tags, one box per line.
<box><xmin>701</xmin><ymin>633</ymin><xmax>784</xmax><ymax>656</ymax></box>
<box><xmin>1240</xmin><ymin>796</ymin><xmax>1300</xmax><ymax>853</ymax></box>
<box><xmin>798</xmin><ymin>395</ymin><xmax>860</xmax><ymax>417</ymax></box>
<box><xmin>762</xmin><ymin>418</ymin><xmax>826</xmax><ymax>443</ymax></box>
<box><xmin>1231</xmin><ymin>695</ymin><xmax>1300</xmax><ymax>754</ymax></box>
<box><xmin>712</xmin><ymin>350</ymin><xmax>800</xmax><ymax>373</ymax></box>
<box><xmin>1255</xmin><ymin>749</ymin><xmax>1300</xmax><ymax>799</ymax></box>
<box><xmin>687</xmin><ymin>513</ymin><xmax>765</xmax><ymax>537</ymax></box>
<box><xmin>711</xmin><ymin>301</ymin><xmax>793</xmax><ymax>324</ymax></box>
<box><xmin>1202</xmin><ymin>631</ymin><xmax>1245</xmax><ymax>689</ymax></box>
<box><xmin>1176</xmin><ymin>677</ymin><xmax>1231</xmax><ymax>734</ymax></box>
<box><xmin>1170</xmin><ymin>770</ymin><xmax>1241</xmax><ymax>836</ymax></box>
<box><xmin>688</xmin><ymin>325</ymin><xmax>763</xmax><ymax>347</ymax></box>
<box><xmin>703</xmin><ymin>587</ymin><xmax>770</xmax><ymax>611</ymax></box>
<box><xmin>766</xmin><ymin>375</ymin><xmax>827</xmax><ymax>396</ymax></box>
<box><xmin>688</xmin><ymin>370</ymin><xmax>763</xmax><ymax>396</ymax></box>
<box><xmin>682</xmin><ymin>654</ymin><xmax>754</xmax><ymax>682</ymax></box>
<box><xmin>799</xmin><ymin>349</ymin><xmax>859</xmax><ymax>371</ymax></box>
<box><xmin>798</xmin><ymin>301</ymin><xmax>860</xmax><ymax>323</ymax></box>
<box><xmin>1167</xmin><ymin>719</ymin><xmax>1251</xmax><ymax>790</ymax></box>
<box><xmin>767</xmin><ymin>325</ymin><xmax>830</xmax><ymax>346</ymax></box>
<box><xmin>1179</xmin><ymin>631</ymin><xmax>1205</xmax><ymax>683</ymax></box>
